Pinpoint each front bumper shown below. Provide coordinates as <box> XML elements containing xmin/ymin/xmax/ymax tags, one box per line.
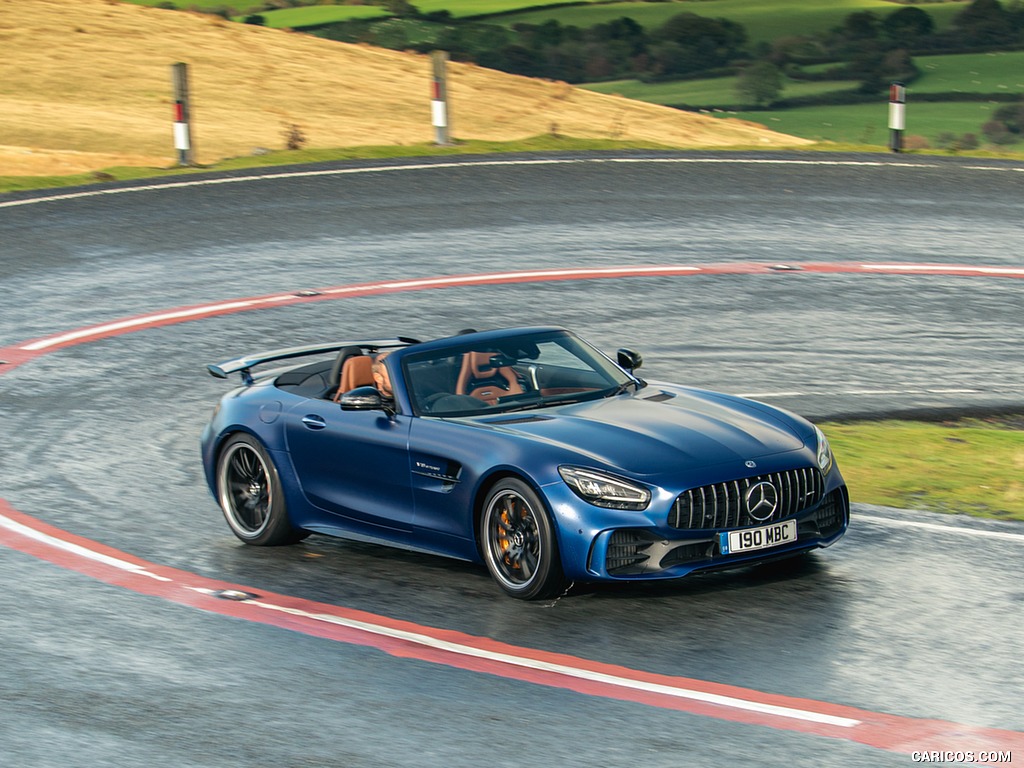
<box><xmin>546</xmin><ymin>478</ymin><xmax>849</xmax><ymax>582</ymax></box>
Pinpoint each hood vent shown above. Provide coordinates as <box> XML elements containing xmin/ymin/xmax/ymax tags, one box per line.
<box><xmin>483</xmin><ymin>415</ymin><xmax>553</xmax><ymax>425</ymax></box>
<box><xmin>642</xmin><ymin>391</ymin><xmax>675</xmax><ymax>402</ymax></box>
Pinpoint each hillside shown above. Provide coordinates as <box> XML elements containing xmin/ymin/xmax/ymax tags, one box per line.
<box><xmin>0</xmin><ymin>0</ymin><xmax>809</xmax><ymax>176</ymax></box>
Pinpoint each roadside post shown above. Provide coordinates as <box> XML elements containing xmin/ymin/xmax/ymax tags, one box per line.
<box><xmin>888</xmin><ymin>82</ymin><xmax>906</xmax><ymax>153</ymax></box>
<box><xmin>171</xmin><ymin>62</ymin><xmax>195</xmax><ymax>166</ymax></box>
<box><xmin>430</xmin><ymin>51</ymin><xmax>451</xmax><ymax>146</ymax></box>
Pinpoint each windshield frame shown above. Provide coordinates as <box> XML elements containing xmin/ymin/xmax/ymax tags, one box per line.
<box><xmin>401</xmin><ymin>329</ymin><xmax>634</xmax><ymax>418</ymax></box>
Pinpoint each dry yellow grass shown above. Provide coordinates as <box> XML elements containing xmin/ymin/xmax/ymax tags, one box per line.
<box><xmin>0</xmin><ymin>0</ymin><xmax>810</xmax><ymax>176</ymax></box>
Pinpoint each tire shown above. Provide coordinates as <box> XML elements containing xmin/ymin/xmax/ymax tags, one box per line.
<box><xmin>216</xmin><ymin>434</ymin><xmax>307</xmax><ymax>546</ymax></box>
<box><xmin>481</xmin><ymin>478</ymin><xmax>565</xmax><ymax>600</ymax></box>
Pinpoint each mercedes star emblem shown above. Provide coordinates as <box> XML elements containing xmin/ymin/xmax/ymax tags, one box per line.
<box><xmin>745</xmin><ymin>481</ymin><xmax>779</xmax><ymax>522</ymax></box>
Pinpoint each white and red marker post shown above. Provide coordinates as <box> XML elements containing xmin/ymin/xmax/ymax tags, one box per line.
<box><xmin>431</xmin><ymin>51</ymin><xmax>451</xmax><ymax>146</ymax></box>
<box><xmin>171</xmin><ymin>62</ymin><xmax>195</xmax><ymax>166</ymax></box>
<box><xmin>888</xmin><ymin>81</ymin><xmax>906</xmax><ymax>153</ymax></box>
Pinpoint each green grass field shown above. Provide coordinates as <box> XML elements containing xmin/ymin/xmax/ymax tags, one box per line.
<box><xmin>415</xmin><ymin>0</ymin><xmax>610</xmax><ymax>17</ymax></box>
<box><xmin>238</xmin><ymin>1</ymin><xmax>598</xmax><ymax>29</ymax></box>
<box><xmin>803</xmin><ymin>51</ymin><xmax>1024</xmax><ymax>95</ymax></box>
<box><xmin>904</xmin><ymin>51</ymin><xmax>1024</xmax><ymax>94</ymax></box>
<box><xmin>128</xmin><ymin>0</ymin><xmax>611</xmax><ymax>29</ymax></box>
<box><xmin>824</xmin><ymin>418</ymin><xmax>1024</xmax><ymax>519</ymax></box>
<box><xmin>123</xmin><ymin>0</ymin><xmax>972</xmax><ymax>39</ymax></box>
<box><xmin>124</xmin><ymin>0</ymin><xmax>248</xmax><ymax>9</ymax></box>
<box><xmin>492</xmin><ymin>0</ymin><xmax>970</xmax><ymax>45</ymax></box>
<box><xmin>583</xmin><ymin>77</ymin><xmax>856</xmax><ymax>106</ymax></box>
<box><xmin>719</xmin><ymin>101</ymin><xmax>1003</xmax><ymax>145</ymax></box>
<box><xmin>584</xmin><ymin>48</ymin><xmax>1024</xmax><ymax>147</ymax></box>
<box><xmin>246</xmin><ymin>5</ymin><xmax>389</xmax><ymax>28</ymax></box>
<box><xmin>590</xmin><ymin>51</ymin><xmax>1024</xmax><ymax>109</ymax></box>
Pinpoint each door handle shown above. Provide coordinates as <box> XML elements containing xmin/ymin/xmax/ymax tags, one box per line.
<box><xmin>301</xmin><ymin>414</ymin><xmax>327</xmax><ymax>430</ymax></box>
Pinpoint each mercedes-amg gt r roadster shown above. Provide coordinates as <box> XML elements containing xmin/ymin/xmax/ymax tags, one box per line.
<box><xmin>201</xmin><ymin>327</ymin><xmax>848</xmax><ymax>599</ymax></box>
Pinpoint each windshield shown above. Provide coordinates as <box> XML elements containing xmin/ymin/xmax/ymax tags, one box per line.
<box><xmin>403</xmin><ymin>330</ymin><xmax>634</xmax><ymax>417</ymax></box>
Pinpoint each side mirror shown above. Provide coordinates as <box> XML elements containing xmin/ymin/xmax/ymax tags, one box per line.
<box><xmin>617</xmin><ymin>348</ymin><xmax>643</xmax><ymax>372</ymax></box>
<box><xmin>339</xmin><ymin>385</ymin><xmax>384</xmax><ymax>411</ymax></box>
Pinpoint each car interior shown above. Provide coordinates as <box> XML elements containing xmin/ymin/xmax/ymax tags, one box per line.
<box><xmin>273</xmin><ymin>334</ymin><xmax>626</xmax><ymax>416</ymax></box>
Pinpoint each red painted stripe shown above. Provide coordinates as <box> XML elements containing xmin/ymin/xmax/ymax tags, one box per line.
<box><xmin>1</xmin><ymin>500</ymin><xmax>1021</xmax><ymax>756</ymax></box>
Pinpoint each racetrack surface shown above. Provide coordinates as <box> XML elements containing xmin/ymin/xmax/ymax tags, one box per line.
<box><xmin>1</xmin><ymin>152</ymin><xmax>1022</xmax><ymax>767</ymax></box>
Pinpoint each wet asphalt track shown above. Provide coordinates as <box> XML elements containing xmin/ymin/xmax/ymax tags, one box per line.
<box><xmin>1</xmin><ymin>152</ymin><xmax>1023</xmax><ymax>767</ymax></box>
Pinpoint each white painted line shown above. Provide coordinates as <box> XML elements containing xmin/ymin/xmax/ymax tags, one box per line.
<box><xmin>248</xmin><ymin>599</ymin><xmax>861</xmax><ymax>728</ymax></box>
<box><xmin>737</xmin><ymin>389</ymin><xmax>982</xmax><ymax>398</ymax></box>
<box><xmin>736</xmin><ymin>391</ymin><xmax>805</xmax><ymax>398</ymax></box>
<box><xmin>858</xmin><ymin>515</ymin><xmax>1024</xmax><ymax>543</ymax></box>
<box><xmin>0</xmin><ymin>512</ymin><xmax>172</xmax><ymax>581</ymax></box>
<box><xmin>4</xmin><ymin>156</ymin><xmax>1023</xmax><ymax>210</ymax></box>
<box><xmin>323</xmin><ymin>266</ymin><xmax>702</xmax><ymax>295</ymax></box>
<box><xmin>860</xmin><ymin>264</ymin><xmax>1024</xmax><ymax>276</ymax></box>
<box><xmin>20</xmin><ymin>300</ymin><xmax>261</xmax><ymax>350</ymax></box>
<box><xmin>0</xmin><ymin>160</ymin><xmax>583</xmax><ymax>209</ymax></box>
<box><xmin>607</xmin><ymin>158</ymin><xmax>938</xmax><ymax>169</ymax></box>
<box><xmin>841</xmin><ymin>389</ymin><xmax>934</xmax><ymax>396</ymax></box>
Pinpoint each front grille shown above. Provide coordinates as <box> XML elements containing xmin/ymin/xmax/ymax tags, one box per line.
<box><xmin>670</xmin><ymin>467</ymin><xmax>824</xmax><ymax>530</ymax></box>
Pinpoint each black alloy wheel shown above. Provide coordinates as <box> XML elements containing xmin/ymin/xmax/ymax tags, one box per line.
<box><xmin>481</xmin><ymin>478</ymin><xmax>565</xmax><ymax>600</ymax></box>
<box><xmin>216</xmin><ymin>434</ymin><xmax>307</xmax><ymax>546</ymax></box>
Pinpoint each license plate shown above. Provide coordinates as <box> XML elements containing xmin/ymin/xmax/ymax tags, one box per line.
<box><xmin>720</xmin><ymin>519</ymin><xmax>797</xmax><ymax>555</ymax></box>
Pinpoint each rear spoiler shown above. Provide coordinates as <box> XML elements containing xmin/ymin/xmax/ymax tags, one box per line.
<box><xmin>207</xmin><ymin>337</ymin><xmax>421</xmax><ymax>385</ymax></box>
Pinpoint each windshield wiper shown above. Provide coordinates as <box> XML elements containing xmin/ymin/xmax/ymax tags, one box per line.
<box><xmin>605</xmin><ymin>381</ymin><xmax>637</xmax><ymax>397</ymax></box>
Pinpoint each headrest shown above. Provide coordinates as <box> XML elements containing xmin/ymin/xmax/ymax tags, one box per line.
<box><xmin>464</xmin><ymin>351</ymin><xmax>497</xmax><ymax>377</ymax></box>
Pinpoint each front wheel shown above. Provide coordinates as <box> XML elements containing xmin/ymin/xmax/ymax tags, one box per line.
<box><xmin>216</xmin><ymin>434</ymin><xmax>307</xmax><ymax>546</ymax></box>
<box><xmin>481</xmin><ymin>478</ymin><xmax>565</xmax><ymax>600</ymax></box>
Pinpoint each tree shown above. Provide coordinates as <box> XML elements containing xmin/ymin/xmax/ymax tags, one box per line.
<box><xmin>954</xmin><ymin>0</ymin><xmax>1016</xmax><ymax>45</ymax></box>
<box><xmin>736</xmin><ymin>61</ymin><xmax>783</xmax><ymax>106</ymax></box>
<box><xmin>882</xmin><ymin>7</ymin><xmax>935</xmax><ymax>43</ymax></box>
<box><xmin>838</xmin><ymin>11</ymin><xmax>880</xmax><ymax>41</ymax></box>
<box><xmin>648</xmin><ymin>40</ymin><xmax>703</xmax><ymax>77</ymax></box>
<box><xmin>880</xmin><ymin>49</ymin><xmax>919</xmax><ymax>82</ymax></box>
<box><xmin>655</xmin><ymin>13</ymin><xmax>747</xmax><ymax>66</ymax></box>
<box><xmin>982</xmin><ymin>101</ymin><xmax>1024</xmax><ymax>143</ymax></box>
<box><xmin>589</xmin><ymin>16</ymin><xmax>649</xmax><ymax>56</ymax></box>
<box><xmin>382</xmin><ymin>0</ymin><xmax>418</xmax><ymax>18</ymax></box>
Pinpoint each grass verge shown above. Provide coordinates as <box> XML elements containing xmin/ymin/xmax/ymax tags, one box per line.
<box><xmin>4</xmin><ymin>133</ymin><xmax>1021</xmax><ymax>197</ymax></box>
<box><xmin>0</xmin><ymin>134</ymin><xmax>749</xmax><ymax>195</ymax></box>
<box><xmin>824</xmin><ymin>416</ymin><xmax>1024</xmax><ymax>521</ymax></box>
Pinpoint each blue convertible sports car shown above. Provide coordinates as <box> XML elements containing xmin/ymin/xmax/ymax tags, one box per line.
<box><xmin>202</xmin><ymin>327</ymin><xmax>848</xmax><ymax>599</ymax></box>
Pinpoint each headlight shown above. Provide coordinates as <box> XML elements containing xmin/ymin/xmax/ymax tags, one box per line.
<box><xmin>814</xmin><ymin>425</ymin><xmax>833</xmax><ymax>474</ymax></box>
<box><xmin>559</xmin><ymin>466</ymin><xmax>651</xmax><ymax>510</ymax></box>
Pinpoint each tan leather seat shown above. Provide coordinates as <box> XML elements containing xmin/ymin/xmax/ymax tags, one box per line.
<box><xmin>455</xmin><ymin>351</ymin><xmax>524</xmax><ymax>405</ymax></box>
<box><xmin>333</xmin><ymin>355</ymin><xmax>375</xmax><ymax>402</ymax></box>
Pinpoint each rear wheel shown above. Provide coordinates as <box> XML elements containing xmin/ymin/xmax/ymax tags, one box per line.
<box><xmin>481</xmin><ymin>478</ymin><xmax>565</xmax><ymax>600</ymax></box>
<box><xmin>216</xmin><ymin>434</ymin><xmax>307</xmax><ymax>546</ymax></box>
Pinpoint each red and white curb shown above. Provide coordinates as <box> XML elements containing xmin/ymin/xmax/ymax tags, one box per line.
<box><xmin>2</xmin><ymin>500</ymin><xmax>1022</xmax><ymax>757</ymax></box>
<box><xmin>2</xmin><ymin>261</ymin><xmax>1022</xmax><ymax>371</ymax></box>
<box><xmin>1</xmin><ymin>262</ymin><xmax>1023</xmax><ymax>756</ymax></box>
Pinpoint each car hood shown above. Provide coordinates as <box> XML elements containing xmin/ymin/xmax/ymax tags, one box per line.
<box><xmin>471</xmin><ymin>388</ymin><xmax>808</xmax><ymax>477</ymax></box>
